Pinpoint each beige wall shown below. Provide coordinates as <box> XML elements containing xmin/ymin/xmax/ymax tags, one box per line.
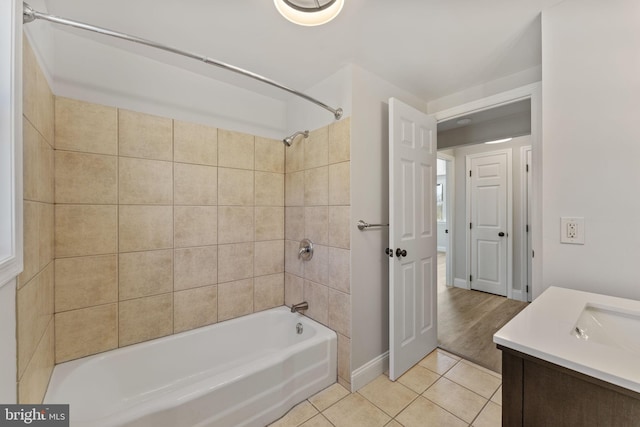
<box><xmin>18</xmin><ymin>37</ymin><xmax>55</xmax><ymax>404</ymax></box>
<box><xmin>53</xmin><ymin>98</ymin><xmax>286</xmax><ymax>362</ymax></box>
<box><xmin>284</xmin><ymin>119</ymin><xmax>351</xmax><ymax>388</ymax></box>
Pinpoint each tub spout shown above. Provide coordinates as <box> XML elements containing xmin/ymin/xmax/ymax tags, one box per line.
<box><xmin>291</xmin><ymin>301</ymin><xmax>309</xmax><ymax>313</ymax></box>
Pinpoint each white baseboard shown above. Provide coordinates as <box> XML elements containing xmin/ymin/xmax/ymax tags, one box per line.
<box><xmin>350</xmin><ymin>351</ymin><xmax>389</xmax><ymax>392</ymax></box>
<box><xmin>453</xmin><ymin>278</ymin><xmax>468</xmax><ymax>289</ymax></box>
<box><xmin>437</xmin><ymin>246</ymin><xmax>446</xmax><ymax>252</ymax></box>
<box><xmin>512</xmin><ymin>289</ymin><xmax>526</xmax><ymax>302</ymax></box>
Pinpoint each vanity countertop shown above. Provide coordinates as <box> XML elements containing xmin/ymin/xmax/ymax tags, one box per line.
<box><xmin>494</xmin><ymin>286</ymin><xmax>640</xmax><ymax>393</ymax></box>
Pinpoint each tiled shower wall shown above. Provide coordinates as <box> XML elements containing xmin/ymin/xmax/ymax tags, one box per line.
<box><xmin>53</xmin><ymin>98</ymin><xmax>286</xmax><ymax>363</ymax></box>
<box><xmin>284</xmin><ymin>120</ymin><xmax>352</xmax><ymax>388</ymax></box>
<box><xmin>18</xmin><ymin>37</ymin><xmax>55</xmax><ymax>403</ymax></box>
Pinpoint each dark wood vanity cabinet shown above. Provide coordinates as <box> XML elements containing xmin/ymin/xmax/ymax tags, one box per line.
<box><xmin>498</xmin><ymin>345</ymin><xmax>640</xmax><ymax>427</ymax></box>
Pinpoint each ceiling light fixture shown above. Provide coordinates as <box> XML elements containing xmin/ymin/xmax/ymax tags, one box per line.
<box><xmin>274</xmin><ymin>0</ymin><xmax>344</xmax><ymax>26</ymax></box>
<box><xmin>484</xmin><ymin>138</ymin><xmax>513</xmax><ymax>145</ymax></box>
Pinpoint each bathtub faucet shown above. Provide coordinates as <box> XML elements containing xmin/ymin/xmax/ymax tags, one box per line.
<box><xmin>291</xmin><ymin>301</ymin><xmax>309</xmax><ymax>313</ymax></box>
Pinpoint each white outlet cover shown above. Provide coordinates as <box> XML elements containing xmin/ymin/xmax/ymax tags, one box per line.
<box><xmin>561</xmin><ymin>217</ymin><xmax>585</xmax><ymax>244</ymax></box>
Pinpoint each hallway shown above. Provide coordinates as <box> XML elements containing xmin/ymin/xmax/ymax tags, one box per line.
<box><xmin>437</xmin><ymin>253</ymin><xmax>528</xmax><ymax>372</ymax></box>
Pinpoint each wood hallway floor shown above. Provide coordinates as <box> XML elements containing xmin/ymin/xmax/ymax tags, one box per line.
<box><xmin>437</xmin><ymin>252</ymin><xmax>529</xmax><ymax>373</ymax></box>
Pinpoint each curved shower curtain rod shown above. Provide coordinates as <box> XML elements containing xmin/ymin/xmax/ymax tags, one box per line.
<box><xmin>22</xmin><ymin>3</ymin><xmax>343</xmax><ymax>120</ymax></box>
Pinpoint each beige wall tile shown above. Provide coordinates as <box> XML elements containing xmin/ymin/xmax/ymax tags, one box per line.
<box><xmin>255</xmin><ymin>172</ymin><xmax>284</xmax><ymax>206</ymax></box>
<box><xmin>337</xmin><ymin>333</ymin><xmax>351</xmax><ymax>387</ymax></box>
<box><xmin>56</xmin><ymin>205</ymin><xmax>117</xmax><ymax>257</ymax></box>
<box><xmin>174</xmin><ymin>245</ymin><xmax>217</xmax><ymax>291</ymax></box>
<box><xmin>285</xmin><ymin>171</ymin><xmax>304</xmax><ymax>207</ymax></box>
<box><xmin>329</xmin><ymin>117</ymin><xmax>350</xmax><ymax>164</ymax></box>
<box><xmin>255</xmin><ymin>136</ymin><xmax>284</xmax><ymax>173</ymax></box>
<box><xmin>38</xmin><ymin>203</ymin><xmax>54</xmax><ymax>270</ymax></box>
<box><xmin>55</xmin><ymin>303</ymin><xmax>118</xmax><ymax>363</ymax></box>
<box><xmin>329</xmin><ymin>206</ymin><xmax>350</xmax><ymax>249</ymax></box>
<box><xmin>218</xmin><ymin>279</ymin><xmax>253</xmax><ymax>321</ymax></box>
<box><xmin>55</xmin><ymin>151</ymin><xmax>117</xmax><ymax>204</ymax></box>
<box><xmin>304</xmin><ymin>126</ymin><xmax>329</xmax><ymax>169</ymax></box>
<box><xmin>285</xmin><ymin>207</ymin><xmax>304</xmax><ymax>242</ymax></box>
<box><xmin>119</xmin><ymin>250</ymin><xmax>173</xmax><ymax>300</ymax></box>
<box><xmin>119</xmin><ymin>157</ymin><xmax>173</xmax><ymax>205</ymax></box>
<box><xmin>119</xmin><ymin>109</ymin><xmax>173</xmax><ymax>161</ymax></box>
<box><xmin>304</xmin><ymin>167</ymin><xmax>328</xmax><ymax>206</ymax></box>
<box><xmin>304</xmin><ymin>244</ymin><xmax>328</xmax><ymax>285</ymax></box>
<box><xmin>18</xmin><ymin>201</ymin><xmax>39</xmax><ymax>287</ymax></box>
<box><xmin>174</xmin><ymin>206</ymin><xmax>217</xmax><ymax>248</ymax></box>
<box><xmin>119</xmin><ymin>205</ymin><xmax>173</xmax><ymax>252</ymax></box>
<box><xmin>218</xmin><ymin>206</ymin><xmax>254</xmax><ymax>244</ymax></box>
<box><xmin>218</xmin><ymin>129</ymin><xmax>254</xmax><ymax>169</ymax></box>
<box><xmin>254</xmin><ymin>240</ymin><xmax>284</xmax><ymax>276</ymax></box>
<box><xmin>285</xmin><ymin>140</ymin><xmax>304</xmax><ymax>175</ymax></box>
<box><xmin>174</xmin><ymin>120</ymin><xmax>217</xmax><ymax>166</ymax></box>
<box><xmin>22</xmin><ymin>42</ymin><xmax>54</xmax><ymax>146</ymax></box>
<box><xmin>55</xmin><ymin>97</ymin><xmax>117</xmax><ymax>155</ymax></box>
<box><xmin>119</xmin><ymin>294</ymin><xmax>173</xmax><ymax>347</ymax></box>
<box><xmin>284</xmin><ymin>240</ymin><xmax>304</xmax><ymax>277</ymax></box>
<box><xmin>305</xmin><ymin>206</ymin><xmax>329</xmax><ymax>246</ymax></box>
<box><xmin>174</xmin><ymin>163</ymin><xmax>217</xmax><ymax>205</ymax></box>
<box><xmin>329</xmin><ymin>289</ymin><xmax>351</xmax><ymax>338</ymax></box>
<box><xmin>23</xmin><ymin>121</ymin><xmax>39</xmax><ymax>201</ymax></box>
<box><xmin>18</xmin><ymin>320</ymin><xmax>54</xmax><ymax>404</ymax></box>
<box><xmin>254</xmin><ymin>273</ymin><xmax>284</xmax><ymax>311</ymax></box>
<box><xmin>218</xmin><ymin>168</ymin><xmax>254</xmax><ymax>206</ymax></box>
<box><xmin>303</xmin><ymin>280</ymin><xmax>328</xmax><ymax>325</ymax></box>
<box><xmin>217</xmin><ymin>242</ymin><xmax>254</xmax><ymax>283</ymax></box>
<box><xmin>174</xmin><ymin>285</ymin><xmax>218</xmax><ymax>333</ymax></box>
<box><xmin>328</xmin><ymin>247</ymin><xmax>350</xmax><ymax>293</ymax></box>
<box><xmin>55</xmin><ymin>255</ymin><xmax>118</xmax><ymax>312</ymax></box>
<box><xmin>17</xmin><ymin>266</ymin><xmax>53</xmax><ymax>378</ymax></box>
<box><xmin>284</xmin><ymin>273</ymin><xmax>303</xmax><ymax>307</ymax></box>
<box><xmin>37</xmin><ymin>133</ymin><xmax>54</xmax><ymax>203</ymax></box>
<box><xmin>329</xmin><ymin>162</ymin><xmax>350</xmax><ymax>206</ymax></box>
<box><xmin>255</xmin><ymin>207</ymin><xmax>284</xmax><ymax>241</ymax></box>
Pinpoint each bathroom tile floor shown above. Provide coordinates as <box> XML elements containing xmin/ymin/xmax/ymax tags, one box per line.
<box><xmin>269</xmin><ymin>349</ymin><xmax>502</xmax><ymax>427</ymax></box>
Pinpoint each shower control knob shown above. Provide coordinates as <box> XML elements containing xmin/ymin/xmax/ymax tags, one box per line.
<box><xmin>385</xmin><ymin>248</ymin><xmax>394</xmax><ymax>258</ymax></box>
<box><xmin>395</xmin><ymin>248</ymin><xmax>407</xmax><ymax>258</ymax></box>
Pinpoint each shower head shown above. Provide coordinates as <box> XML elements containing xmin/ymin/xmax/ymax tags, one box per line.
<box><xmin>283</xmin><ymin>130</ymin><xmax>309</xmax><ymax>147</ymax></box>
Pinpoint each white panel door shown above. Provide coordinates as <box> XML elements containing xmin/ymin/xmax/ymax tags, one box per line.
<box><xmin>389</xmin><ymin>98</ymin><xmax>437</xmax><ymax>381</ymax></box>
<box><xmin>468</xmin><ymin>151</ymin><xmax>510</xmax><ymax>296</ymax></box>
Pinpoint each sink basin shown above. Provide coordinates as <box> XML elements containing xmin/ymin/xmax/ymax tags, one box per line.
<box><xmin>572</xmin><ymin>304</ymin><xmax>640</xmax><ymax>356</ymax></box>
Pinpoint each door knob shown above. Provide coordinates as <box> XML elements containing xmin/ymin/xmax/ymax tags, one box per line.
<box><xmin>395</xmin><ymin>248</ymin><xmax>407</xmax><ymax>258</ymax></box>
<box><xmin>385</xmin><ymin>248</ymin><xmax>394</xmax><ymax>258</ymax></box>
<box><xmin>498</xmin><ymin>232</ymin><xmax>505</xmax><ymax>237</ymax></box>
<box><xmin>445</xmin><ymin>229</ymin><xmax>449</xmax><ymax>234</ymax></box>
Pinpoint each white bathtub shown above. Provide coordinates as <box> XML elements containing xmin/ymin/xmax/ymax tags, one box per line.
<box><xmin>44</xmin><ymin>307</ymin><xmax>337</xmax><ymax>427</ymax></box>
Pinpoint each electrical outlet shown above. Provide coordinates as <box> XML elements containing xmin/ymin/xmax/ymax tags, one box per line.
<box><xmin>561</xmin><ymin>217</ymin><xmax>584</xmax><ymax>244</ymax></box>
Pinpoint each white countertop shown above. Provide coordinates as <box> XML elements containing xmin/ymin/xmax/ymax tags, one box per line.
<box><xmin>494</xmin><ymin>286</ymin><xmax>640</xmax><ymax>393</ymax></box>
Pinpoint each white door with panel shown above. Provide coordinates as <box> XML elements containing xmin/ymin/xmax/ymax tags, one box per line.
<box><xmin>467</xmin><ymin>150</ymin><xmax>511</xmax><ymax>297</ymax></box>
<box><xmin>388</xmin><ymin>98</ymin><xmax>438</xmax><ymax>381</ymax></box>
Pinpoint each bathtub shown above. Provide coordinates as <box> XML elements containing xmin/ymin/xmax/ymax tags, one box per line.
<box><xmin>44</xmin><ymin>307</ymin><xmax>337</xmax><ymax>427</ymax></box>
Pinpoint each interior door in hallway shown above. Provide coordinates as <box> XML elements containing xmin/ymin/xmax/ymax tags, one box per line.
<box><xmin>388</xmin><ymin>98</ymin><xmax>438</xmax><ymax>380</ymax></box>
<box><xmin>467</xmin><ymin>150</ymin><xmax>511</xmax><ymax>296</ymax></box>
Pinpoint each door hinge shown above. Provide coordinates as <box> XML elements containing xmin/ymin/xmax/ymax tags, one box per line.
<box><xmin>532</xmin><ymin>250</ymin><xmax>535</xmax><ymax>258</ymax></box>
<box><xmin>469</xmin><ymin>275</ymin><xmax>473</xmax><ymax>282</ymax></box>
<box><xmin>526</xmin><ymin>285</ymin><xmax>529</xmax><ymax>293</ymax></box>
<box><xmin>526</xmin><ymin>224</ymin><xmax>529</xmax><ymax>233</ymax></box>
<box><xmin>526</xmin><ymin>164</ymin><xmax>529</xmax><ymax>172</ymax></box>
<box><xmin>469</xmin><ymin>170</ymin><xmax>472</xmax><ymax>177</ymax></box>
<box><xmin>469</xmin><ymin>222</ymin><xmax>472</xmax><ymax>230</ymax></box>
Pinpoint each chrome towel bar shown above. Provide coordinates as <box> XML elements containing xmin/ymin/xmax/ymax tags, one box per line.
<box><xmin>357</xmin><ymin>220</ymin><xmax>389</xmax><ymax>231</ymax></box>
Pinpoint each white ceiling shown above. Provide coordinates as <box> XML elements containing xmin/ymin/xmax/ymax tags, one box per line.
<box><xmin>41</xmin><ymin>0</ymin><xmax>565</xmax><ymax>103</ymax></box>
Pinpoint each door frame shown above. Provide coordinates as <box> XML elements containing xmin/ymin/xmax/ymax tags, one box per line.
<box><xmin>465</xmin><ymin>149</ymin><xmax>513</xmax><ymax>297</ymax></box>
<box><xmin>521</xmin><ymin>145</ymin><xmax>533</xmax><ymax>302</ymax></box>
<box><xmin>437</xmin><ymin>152</ymin><xmax>455</xmax><ymax>286</ymax></box>
<box><xmin>434</xmin><ymin>82</ymin><xmax>542</xmax><ymax>300</ymax></box>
